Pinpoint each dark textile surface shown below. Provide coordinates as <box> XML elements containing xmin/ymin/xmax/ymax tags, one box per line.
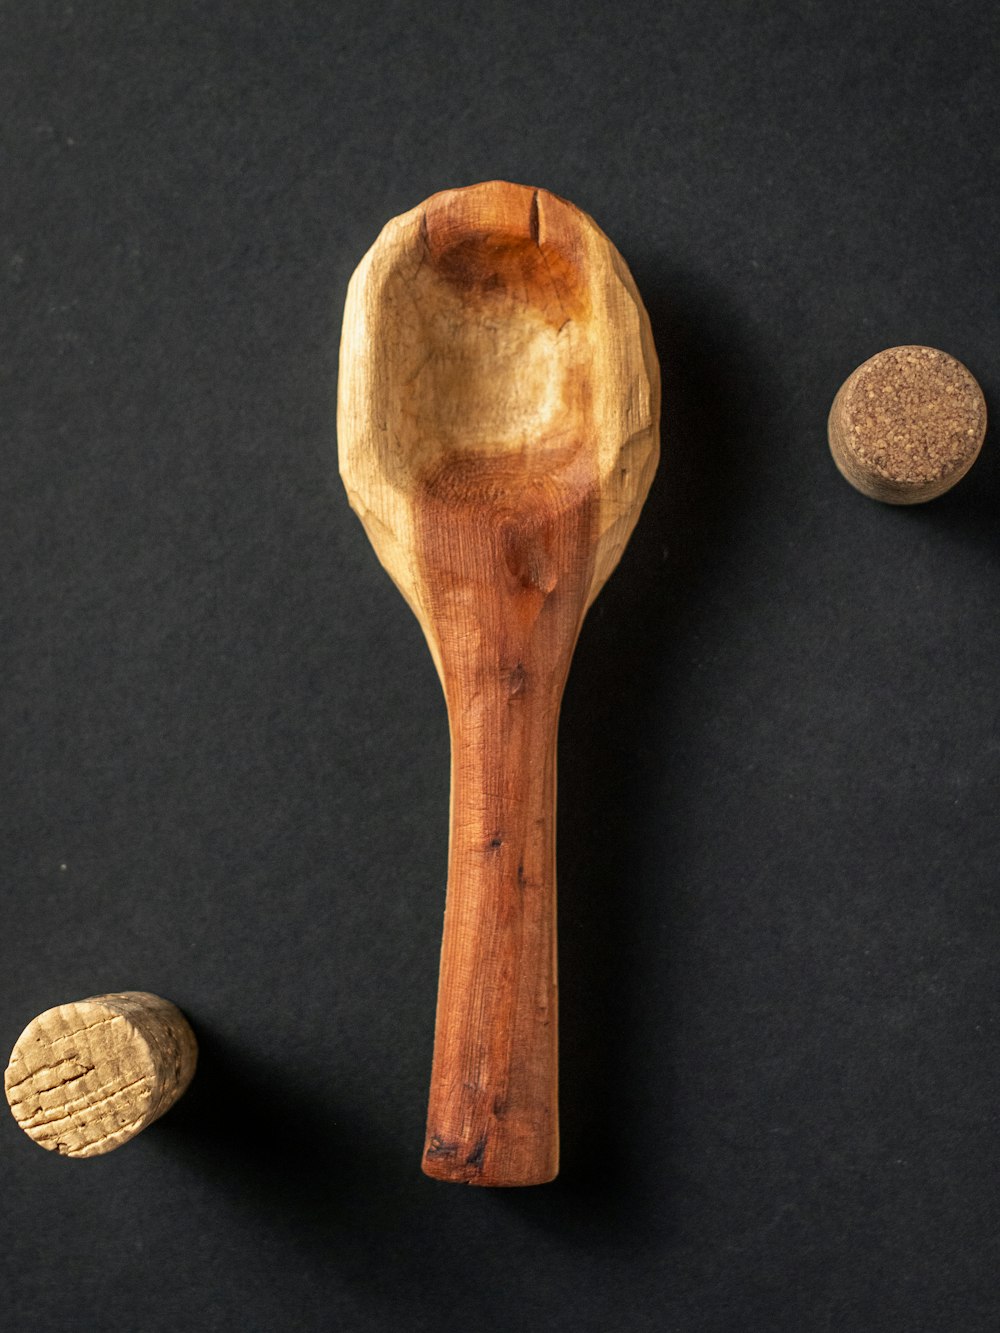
<box><xmin>2</xmin><ymin>3</ymin><xmax>998</xmax><ymax>1329</ymax></box>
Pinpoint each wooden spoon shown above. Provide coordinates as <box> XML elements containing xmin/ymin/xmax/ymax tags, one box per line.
<box><xmin>338</xmin><ymin>181</ymin><xmax>659</xmax><ymax>1185</ymax></box>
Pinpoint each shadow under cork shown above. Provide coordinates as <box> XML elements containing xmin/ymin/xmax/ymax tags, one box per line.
<box><xmin>152</xmin><ymin>1023</ymin><xmax>458</xmax><ymax>1309</ymax></box>
<box><xmin>904</xmin><ymin>379</ymin><xmax>1000</xmax><ymax>558</ymax></box>
<box><xmin>489</xmin><ymin>258</ymin><xmax>777</xmax><ymax>1239</ymax></box>
<box><xmin>153</xmin><ymin>1024</ymin><xmax>386</xmax><ymax>1229</ymax></box>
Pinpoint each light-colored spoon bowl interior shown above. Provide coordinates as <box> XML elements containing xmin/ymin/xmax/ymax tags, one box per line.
<box><xmin>339</xmin><ymin>180</ymin><xmax>659</xmax><ymax>620</ymax></box>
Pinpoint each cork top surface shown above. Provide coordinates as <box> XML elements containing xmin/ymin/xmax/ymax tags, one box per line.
<box><xmin>834</xmin><ymin>345</ymin><xmax>986</xmax><ymax>487</ymax></box>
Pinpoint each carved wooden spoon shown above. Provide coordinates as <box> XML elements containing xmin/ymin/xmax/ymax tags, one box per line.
<box><xmin>338</xmin><ymin>181</ymin><xmax>659</xmax><ymax>1185</ymax></box>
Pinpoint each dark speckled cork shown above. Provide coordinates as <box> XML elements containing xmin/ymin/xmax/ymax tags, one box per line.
<box><xmin>828</xmin><ymin>345</ymin><xmax>987</xmax><ymax>504</ymax></box>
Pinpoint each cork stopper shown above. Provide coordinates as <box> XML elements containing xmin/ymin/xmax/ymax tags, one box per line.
<box><xmin>5</xmin><ymin>992</ymin><xmax>197</xmax><ymax>1158</ymax></box>
<box><xmin>828</xmin><ymin>345</ymin><xmax>987</xmax><ymax>503</ymax></box>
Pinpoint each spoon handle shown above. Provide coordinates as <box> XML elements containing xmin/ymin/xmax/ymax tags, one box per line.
<box><xmin>422</xmin><ymin>661</ymin><xmax>562</xmax><ymax>1186</ymax></box>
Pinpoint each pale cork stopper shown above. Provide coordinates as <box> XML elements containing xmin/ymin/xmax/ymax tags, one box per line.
<box><xmin>5</xmin><ymin>992</ymin><xmax>197</xmax><ymax>1158</ymax></box>
<box><xmin>828</xmin><ymin>345</ymin><xmax>987</xmax><ymax>503</ymax></box>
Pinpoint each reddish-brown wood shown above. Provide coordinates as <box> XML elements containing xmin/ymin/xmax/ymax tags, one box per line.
<box><xmin>339</xmin><ymin>181</ymin><xmax>659</xmax><ymax>1185</ymax></box>
<box><xmin>418</xmin><ymin>457</ymin><xmax>597</xmax><ymax>1184</ymax></box>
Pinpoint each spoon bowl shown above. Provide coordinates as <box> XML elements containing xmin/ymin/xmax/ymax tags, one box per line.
<box><xmin>339</xmin><ymin>181</ymin><xmax>659</xmax><ymax>1185</ymax></box>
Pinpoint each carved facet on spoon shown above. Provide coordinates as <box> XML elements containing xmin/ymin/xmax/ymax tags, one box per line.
<box><xmin>338</xmin><ymin>181</ymin><xmax>659</xmax><ymax>1185</ymax></box>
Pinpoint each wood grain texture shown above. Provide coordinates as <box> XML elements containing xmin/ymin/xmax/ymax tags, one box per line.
<box><xmin>5</xmin><ymin>992</ymin><xmax>197</xmax><ymax>1158</ymax></box>
<box><xmin>828</xmin><ymin>345</ymin><xmax>987</xmax><ymax>504</ymax></box>
<box><xmin>338</xmin><ymin>181</ymin><xmax>659</xmax><ymax>1185</ymax></box>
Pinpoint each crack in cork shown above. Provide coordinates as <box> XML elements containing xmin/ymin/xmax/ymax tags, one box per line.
<box><xmin>17</xmin><ymin>1075</ymin><xmax>152</xmax><ymax>1131</ymax></box>
<box><xmin>47</xmin><ymin>1014</ymin><xmax>126</xmax><ymax>1044</ymax></box>
<box><xmin>6</xmin><ymin>1060</ymin><xmax>95</xmax><ymax>1095</ymax></box>
<box><xmin>41</xmin><ymin>1115</ymin><xmax>147</xmax><ymax>1156</ymax></box>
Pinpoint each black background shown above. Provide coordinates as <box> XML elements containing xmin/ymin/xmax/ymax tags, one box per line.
<box><xmin>2</xmin><ymin>3</ymin><xmax>998</xmax><ymax>1330</ymax></box>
